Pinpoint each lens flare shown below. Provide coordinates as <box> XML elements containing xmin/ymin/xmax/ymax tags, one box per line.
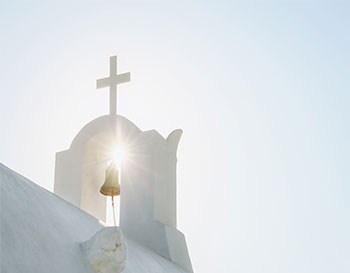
<box><xmin>112</xmin><ymin>146</ymin><xmax>126</xmax><ymax>169</ymax></box>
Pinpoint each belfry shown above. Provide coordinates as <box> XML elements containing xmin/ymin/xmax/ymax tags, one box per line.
<box><xmin>53</xmin><ymin>56</ymin><xmax>193</xmax><ymax>272</ymax></box>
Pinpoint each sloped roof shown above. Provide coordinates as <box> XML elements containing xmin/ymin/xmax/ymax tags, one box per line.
<box><xmin>0</xmin><ymin>163</ymin><xmax>186</xmax><ymax>273</ymax></box>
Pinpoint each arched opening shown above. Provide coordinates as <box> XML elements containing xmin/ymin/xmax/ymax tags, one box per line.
<box><xmin>55</xmin><ymin>115</ymin><xmax>141</xmax><ymax>224</ymax></box>
<box><xmin>81</xmin><ymin>131</ymin><xmax>120</xmax><ymax>225</ymax></box>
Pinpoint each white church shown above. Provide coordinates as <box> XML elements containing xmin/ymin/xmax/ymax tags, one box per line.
<box><xmin>0</xmin><ymin>56</ymin><xmax>193</xmax><ymax>273</ymax></box>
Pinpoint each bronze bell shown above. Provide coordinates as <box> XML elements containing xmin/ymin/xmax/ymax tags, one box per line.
<box><xmin>100</xmin><ymin>161</ymin><xmax>120</xmax><ymax>196</ymax></box>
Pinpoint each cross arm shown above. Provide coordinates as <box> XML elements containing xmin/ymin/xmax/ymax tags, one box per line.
<box><xmin>96</xmin><ymin>72</ymin><xmax>131</xmax><ymax>89</ymax></box>
<box><xmin>116</xmin><ymin>72</ymin><xmax>131</xmax><ymax>85</ymax></box>
<box><xmin>96</xmin><ymin>77</ymin><xmax>111</xmax><ymax>89</ymax></box>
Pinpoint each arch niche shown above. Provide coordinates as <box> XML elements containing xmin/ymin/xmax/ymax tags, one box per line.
<box><xmin>54</xmin><ymin>115</ymin><xmax>140</xmax><ymax>222</ymax></box>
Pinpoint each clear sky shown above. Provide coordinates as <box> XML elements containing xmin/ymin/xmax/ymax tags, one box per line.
<box><xmin>1</xmin><ymin>1</ymin><xmax>349</xmax><ymax>272</ymax></box>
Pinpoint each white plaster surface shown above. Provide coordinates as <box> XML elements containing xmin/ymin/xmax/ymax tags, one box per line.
<box><xmin>54</xmin><ymin>115</ymin><xmax>193</xmax><ymax>272</ymax></box>
<box><xmin>81</xmin><ymin>227</ymin><xmax>127</xmax><ymax>273</ymax></box>
<box><xmin>0</xmin><ymin>163</ymin><xmax>189</xmax><ymax>273</ymax></box>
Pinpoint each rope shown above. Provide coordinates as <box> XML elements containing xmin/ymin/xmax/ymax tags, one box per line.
<box><xmin>111</xmin><ymin>195</ymin><xmax>116</xmax><ymax>226</ymax></box>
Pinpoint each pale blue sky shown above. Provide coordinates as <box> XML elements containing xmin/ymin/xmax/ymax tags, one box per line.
<box><xmin>1</xmin><ymin>1</ymin><xmax>349</xmax><ymax>272</ymax></box>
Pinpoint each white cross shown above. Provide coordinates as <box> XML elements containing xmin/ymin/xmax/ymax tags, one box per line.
<box><xmin>96</xmin><ymin>56</ymin><xmax>131</xmax><ymax>115</ymax></box>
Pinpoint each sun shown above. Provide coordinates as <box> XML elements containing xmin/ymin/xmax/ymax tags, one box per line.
<box><xmin>112</xmin><ymin>146</ymin><xmax>126</xmax><ymax>169</ymax></box>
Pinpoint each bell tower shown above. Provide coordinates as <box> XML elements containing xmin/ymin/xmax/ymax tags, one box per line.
<box><xmin>53</xmin><ymin>56</ymin><xmax>193</xmax><ymax>273</ymax></box>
